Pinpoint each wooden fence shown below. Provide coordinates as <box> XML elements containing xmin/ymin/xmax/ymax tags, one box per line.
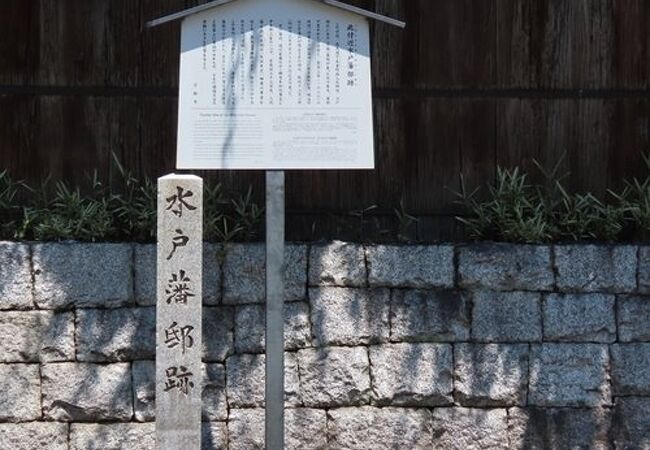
<box><xmin>1</xmin><ymin>0</ymin><xmax>649</xmax><ymax>240</ymax></box>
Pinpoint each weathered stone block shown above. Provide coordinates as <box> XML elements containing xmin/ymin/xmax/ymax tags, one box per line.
<box><xmin>390</xmin><ymin>289</ymin><xmax>469</xmax><ymax>342</ymax></box>
<box><xmin>310</xmin><ymin>288</ymin><xmax>389</xmax><ymax>346</ymax></box>
<box><xmin>202</xmin><ymin>363</ymin><xmax>228</xmax><ymax>422</ymax></box>
<box><xmin>528</xmin><ymin>344</ymin><xmax>610</xmax><ymax>407</ymax></box>
<box><xmin>42</xmin><ymin>362</ymin><xmax>133</xmax><ymax>421</ymax></box>
<box><xmin>76</xmin><ymin>307</ymin><xmax>155</xmax><ymax>362</ymax></box>
<box><xmin>309</xmin><ymin>241</ymin><xmax>366</xmax><ymax>287</ymax></box>
<box><xmin>639</xmin><ymin>246</ymin><xmax>650</xmax><ymax>294</ymax></box>
<box><xmin>33</xmin><ymin>243</ymin><xmax>132</xmax><ymax>309</ymax></box>
<box><xmin>132</xmin><ymin>361</ymin><xmax>228</xmax><ymax>422</ymax></box>
<box><xmin>202</xmin><ymin>422</ymin><xmax>228</xmax><ymax>450</ymax></box>
<box><xmin>366</xmin><ymin>245</ymin><xmax>454</xmax><ymax>288</ymax></box>
<box><xmin>618</xmin><ymin>295</ymin><xmax>650</xmax><ymax>342</ymax></box>
<box><xmin>543</xmin><ymin>293</ymin><xmax>616</xmax><ymax>342</ymax></box>
<box><xmin>472</xmin><ymin>291</ymin><xmax>542</xmax><ymax>342</ymax></box>
<box><xmin>328</xmin><ymin>407</ymin><xmax>432</xmax><ymax>450</ymax></box>
<box><xmin>431</xmin><ymin>407</ymin><xmax>508</xmax><ymax>450</ymax></box>
<box><xmin>132</xmin><ymin>360</ymin><xmax>155</xmax><ymax>422</ymax></box>
<box><xmin>369</xmin><ymin>343</ymin><xmax>453</xmax><ymax>406</ymax></box>
<box><xmin>0</xmin><ymin>364</ymin><xmax>41</xmax><ymax>421</ymax></box>
<box><xmin>611</xmin><ymin>343</ymin><xmax>650</xmax><ymax>396</ymax></box>
<box><xmin>508</xmin><ymin>407</ymin><xmax>610</xmax><ymax>450</ymax></box>
<box><xmin>134</xmin><ymin>244</ymin><xmax>156</xmax><ymax>306</ymax></box>
<box><xmin>229</xmin><ymin>408</ymin><xmax>327</xmax><ymax>450</ymax></box>
<box><xmin>70</xmin><ymin>423</ymin><xmax>155</xmax><ymax>450</ymax></box>
<box><xmin>226</xmin><ymin>353</ymin><xmax>300</xmax><ymax>408</ymax></box>
<box><xmin>0</xmin><ymin>311</ymin><xmax>74</xmax><ymax>362</ymax></box>
<box><xmin>0</xmin><ymin>242</ymin><xmax>33</xmax><ymax>310</ymax></box>
<box><xmin>612</xmin><ymin>397</ymin><xmax>650</xmax><ymax>450</ymax></box>
<box><xmin>222</xmin><ymin>243</ymin><xmax>307</xmax><ymax>304</ymax></box>
<box><xmin>203</xmin><ymin>306</ymin><xmax>235</xmax><ymax>362</ymax></box>
<box><xmin>555</xmin><ymin>245</ymin><xmax>637</xmax><ymax>293</ymax></box>
<box><xmin>0</xmin><ymin>422</ymin><xmax>68</xmax><ymax>450</ymax></box>
<box><xmin>458</xmin><ymin>243</ymin><xmax>554</xmax><ymax>291</ymax></box>
<box><xmin>134</xmin><ymin>244</ymin><xmax>222</xmax><ymax>306</ymax></box>
<box><xmin>454</xmin><ymin>344</ymin><xmax>529</xmax><ymax>407</ymax></box>
<box><xmin>234</xmin><ymin>302</ymin><xmax>311</xmax><ymax>353</ymax></box>
<box><xmin>298</xmin><ymin>346</ymin><xmax>371</xmax><ymax>407</ymax></box>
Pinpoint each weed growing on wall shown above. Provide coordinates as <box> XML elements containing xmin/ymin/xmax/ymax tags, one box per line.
<box><xmin>0</xmin><ymin>171</ymin><xmax>24</xmax><ymax>240</ymax></box>
<box><xmin>0</xmin><ymin>156</ymin><xmax>264</xmax><ymax>243</ymax></box>
<box><xmin>455</xmin><ymin>155</ymin><xmax>650</xmax><ymax>243</ymax></box>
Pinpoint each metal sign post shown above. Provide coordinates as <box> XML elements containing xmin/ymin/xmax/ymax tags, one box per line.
<box><xmin>265</xmin><ymin>170</ymin><xmax>285</xmax><ymax>450</ymax></box>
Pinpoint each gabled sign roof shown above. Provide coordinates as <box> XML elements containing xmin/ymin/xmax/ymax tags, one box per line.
<box><xmin>147</xmin><ymin>0</ymin><xmax>406</xmax><ymax>29</ymax></box>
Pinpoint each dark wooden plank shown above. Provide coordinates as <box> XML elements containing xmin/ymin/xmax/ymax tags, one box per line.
<box><xmin>0</xmin><ymin>1</ymin><xmax>40</xmax><ymax>85</ymax></box>
<box><xmin>496</xmin><ymin>98</ymin><xmax>650</xmax><ymax>196</ymax></box>
<box><xmin>406</xmin><ymin>98</ymin><xmax>496</xmax><ymax>214</ymax></box>
<box><xmin>497</xmin><ymin>0</ymin><xmax>614</xmax><ymax>88</ymax></box>
<box><xmin>138</xmin><ymin>0</ymin><xmax>188</xmax><ymax>88</ymax></box>
<box><xmin>387</xmin><ymin>0</ymin><xmax>496</xmax><ymax>89</ymax></box>
<box><xmin>38</xmin><ymin>0</ymin><xmax>111</xmax><ymax>86</ymax></box>
<box><xmin>611</xmin><ymin>0</ymin><xmax>650</xmax><ymax>88</ymax></box>
<box><xmin>0</xmin><ymin>95</ymin><xmax>40</xmax><ymax>179</ymax></box>
<box><xmin>371</xmin><ymin>0</ymin><xmax>406</xmax><ymax>89</ymax></box>
<box><xmin>608</xmin><ymin>99</ymin><xmax>650</xmax><ymax>188</ymax></box>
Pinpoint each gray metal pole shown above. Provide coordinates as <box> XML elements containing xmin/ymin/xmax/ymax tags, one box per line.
<box><xmin>265</xmin><ymin>170</ymin><xmax>285</xmax><ymax>450</ymax></box>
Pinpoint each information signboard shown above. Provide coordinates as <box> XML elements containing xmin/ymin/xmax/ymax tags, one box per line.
<box><xmin>176</xmin><ymin>0</ymin><xmax>374</xmax><ymax>169</ymax></box>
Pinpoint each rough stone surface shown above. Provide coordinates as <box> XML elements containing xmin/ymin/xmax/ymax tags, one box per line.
<box><xmin>70</xmin><ymin>423</ymin><xmax>155</xmax><ymax>450</ymax></box>
<box><xmin>226</xmin><ymin>353</ymin><xmax>300</xmax><ymax>407</ymax></box>
<box><xmin>309</xmin><ymin>241</ymin><xmax>366</xmax><ymax>287</ymax></box>
<box><xmin>431</xmin><ymin>407</ymin><xmax>508</xmax><ymax>450</ymax></box>
<box><xmin>508</xmin><ymin>407</ymin><xmax>611</xmax><ymax>450</ymax></box>
<box><xmin>369</xmin><ymin>343</ymin><xmax>453</xmax><ymax>406</ymax></box>
<box><xmin>0</xmin><ymin>241</ymin><xmax>649</xmax><ymax>448</ymax></box>
<box><xmin>454</xmin><ymin>344</ymin><xmax>529</xmax><ymax>407</ymax></box>
<box><xmin>328</xmin><ymin>407</ymin><xmax>432</xmax><ymax>450</ymax></box>
<box><xmin>0</xmin><ymin>422</ymin><xmax>68</xmax><ymax>450</ymax></box>
<box><xmin>42</xmin><ymin>362</ymin><xmax>133</xmax><ymax>421</ymax></box>
<box><xmin>528</xmin><ymin>344</ymin><xmax>610</xmax><ymax>407</ymax></box>
<box><xmin>543</xmin><ymin>293</ymin><xmax>616</xmax><ymax>342</ymax></box>
<box><xmin>618</xmin><ymin>295</ymin><xmax>650</xmax><ymax>342</ymax></box>
<box><xmin>390</xmin><ymin>289</ymin><xmax>469</xmax><ymax>342</ymax></box>
<box><xmin>0</xmin><ymin>242</ymin><xmax>33</xmax><ymax>310</ymax></box>
<box><xmin>366</xmin><ymin>245</ymin><xmax>454</xmax><ymax>288</ymax></box>
<box><xmin>0</xmin><ymin>364</ymin><xmax>41</xmax><ymax>421</ymax></box>
<box><xmin>202</xmin><ymin>422</ymin><xmax>228</xmax><ymax>450</ymax></box>
<box><xmin>76</xmin><ymin>307</ymin><xmax>155</xmax><ymax>362</ymax></box>
<box><xmin>310</xmin><ymin>288</ymin><xmax>389</xmax><ymax>346</ymax></box>
<box><xmin>555</xmin><ymin>245</ymin><xmax>638</xmax><ymax>293</ymax></box>
<box><xmin>611</xmin><ymin>343</ymin><xmax>650</xmax><ymax>396</ymax></box>
<box><xmin>33</xmin><ymin>243</ymin><xmax>132</xmax><ymax>309</ymax></box>
<box><xmin>234</xmin><ymin>302</ymin><xmax>311</xmax><ymax>353</ymax></box>
<box><xmin>132</xmin><ymin>361</ymin><xmax>228</xmax><ymax>422</ymax></box>
<box><xmin>612</xmin><ymin>397</ymin><xmax>650</xmax><ymax>450</ymax></box>
<box><xmin>472</xmin><ymin>291</ymin><xmax>542</xmax><ymax>342</ymax></box>
<box><xmin>639</xmin><ymin>246</ymin><xmax>650</xmax><ymax>294</ymax></box>
<box><xmin>222</xmin><ymin>243</ymin><xmax>307</xmax><ymax>304</ymax></box>
<box><xmin>132</xmin><ymin>360</ymin><xmax>155</xmax><ymax>422</ymax></box>
<box><xmin>203</xmin><ymin>306</ymin><xmax>235</xmax><ymax>362</ymax></box>
<box><xmin>458</xmin><ymin>243</ymin><xmax>554</xmax><ymax>291</ymax></box>
<box><xmin>228</xmin><ymin>408</ymin><xmax>327</xmax><ymax>450</ymax></box>
<box><xmin>134</xmin><ymin>244</ymin><xmax>222</xmax><ymax>306</ymax></box>
<box><xmin>0</xmin><ymin>311</ymin><xmax>74</xmax><ymax>362</ymax></box>
<box><xmin>202</xmin><ymin>363</ymin><xmax>228</xmax><ymax>421</ymax></box>
<box><xmin>298</xmin><ymin>346</ymin><xmax>371</xmax><ymax>407</ymax></box>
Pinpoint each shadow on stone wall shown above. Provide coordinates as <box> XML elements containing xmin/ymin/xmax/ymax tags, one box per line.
<box><xmin>0</xmin><ymin>241</ymin><xmax>649</xmax><ymax>449</ymax></box>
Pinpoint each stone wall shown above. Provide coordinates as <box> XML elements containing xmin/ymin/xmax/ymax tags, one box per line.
<box><xmin>0</xmin><ymin>241</ymin><xmax>648</xmax><ymax>450</ymax></box>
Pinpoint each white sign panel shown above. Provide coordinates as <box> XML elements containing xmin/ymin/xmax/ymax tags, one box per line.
<box><xmin>176</xmin><ymin>0</ymin><xmax>374</xmax><ymax>169</ymax></box>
